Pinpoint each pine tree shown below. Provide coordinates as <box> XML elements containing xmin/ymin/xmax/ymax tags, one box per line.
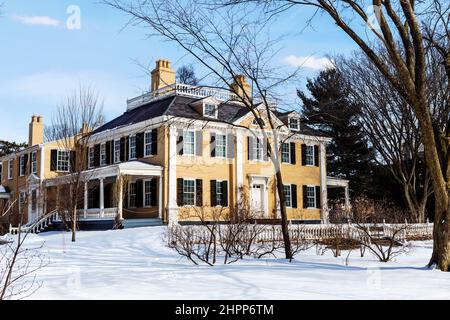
<box><xmin>0</xmin><ymin>140</ymin><xmax>27</xmax><ymax>157</ymax></box>
<box><xmin>298</xmin><ymin>68</ymin><xmax>374</xmax><ymax>197</ymax></box>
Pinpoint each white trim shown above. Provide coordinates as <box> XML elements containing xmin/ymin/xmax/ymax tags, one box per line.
<box><xmin>203</xmin><ymin>103</ymin><xmax>218</xmax><ymax>119</ymax></box>
<box><xmin>183</xmin><ymin>130</ymin><xmax>196</xmax><ymax>156</ymax></box>
<box><xmin>31</xmin><ymin>151</ymin><xmax>37</xmax><ymax>174</ymax></box>
<box><xmin>8</xmin><ymin>159</ymin><xmax>13</xmax><ymax>180</ymax></box>
<box><xmin>281</xmin><ymin>142</ymin><xmax>291</xmax><ymax>164</ymax></box>
<box><xmin>168</xmin><ymin>126</ymin><xmax>178</xmax><ymax>224</ymax></box>
<box><xmin>19</xmin><ymin>155</ymin><xmax>25</xmax><ymax>177</ymax></box>
<box><xmin>305</xmin><ymin>185</ymin><xmax>317</xmax><ymax>209</ymax></box>
<box><xmin>215</xmin><ymin>134</ymin><xmax>227</xmax><ymax>159</ymax></box>
<box><xmin>320</xmin><ymin>143</ymin><xmax>329</xmax><ymax>223</ymax></box>
<box><xmin>235</xmin><ymin>131</ymin><xmax>244</xmax><ymax>206</ymax></box>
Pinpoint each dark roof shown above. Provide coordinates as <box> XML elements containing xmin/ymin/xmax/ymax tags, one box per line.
<box><xmin>94</xmin><ymin>94</ymin><xmax>326</xmax><ymax>138</ymax></box>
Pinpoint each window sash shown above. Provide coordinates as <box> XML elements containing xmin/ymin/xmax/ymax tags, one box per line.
<box><xmin>19</xmin><ymin>156</ymin><xmax>25</xmax><ymax>176</ymax></box>
<box><xmin>184</xmin><ymin>132</ymin><xmax>195</xmax><ymax>155</ymax></box>
<box><xmin>144</xmin><ymin>180</ymin><xmax>152</xmax><ymax>207</ymax></box>
<box><xmin>144</xmin><ymin>132</ymin><xmax>152</xmax><ymax>157</ymax></box>
<box><xmin>129</xmin><ymin>183</ymin><xmax>136</xmax><ymax>208</ymax></box>
<box><xmin>216</xmin><ymin>181</ymin><xmax>223</xmax><ymax>206</ymax></box>
<box><xmin>57</xmin><ymin>151</ymin><xmax>70</xmax><ymax>172</ymax></box>
<box><xmin>89</xmin><ymin>147</ymin><xmax>95</xmax><ymax>168</ymax></box>
<box><xmin>281</xmin><ymin>143</ymin><xmax>290</xmax><ymax>163</ymax></box>
<box><xmin>31</xmin><ymin>152</ymin><xmax>37</xmax><ymax>174</ymax></box>
<box><xmin>129</xmin><ymin>135</ymin><xmax>137</xmax><ymax>160</ymax></box>
<box><xmin>305</xmin><ymin>145</ymin><xmax>314</xmax><ymax>166</ymax></box>
<box><xmin>204</xmin><ymin>104</ymin><xmax>216</xmax><ymax>118</ymax></box>
<box><xmin>114</xmin><ymin>140</ymin><xmax>121</xmax><ymax>164</ymax></box>
<box><xmin>289</xmin><ymin>118</ymin><xmax>299</xmax><ymax>130</ymax></box>
<box><xmin>284</xmin><ymin>185</ymin><xmax>292</xmax><ymax>207</ymax></box>
<box><xmin>8</xmin><ymin>160</ymin><xmax>13</xmax><ymax>179</ymax></box>
<box><xmin>254</xmin><ymin>138</ymin><xmax>263</xmax><ymax>160</ymax></box>
<box><xmin>183</xmin><ymin>179</ymin><xmax>195</xmax><ymax>205</ymax></box>
<box><xmin>306</xmin><ymin>186</ymin><xmax>316</xmax><ymax>208</ymax></box>
<box><xmin>100</xmin><ymin>144</ymin><xmax>106</xmax><ymax>166</ymax></box>
<box><xmin>216</xmin><ymin>135</ymin><xmax>227</xmax><ymax>158</ymax></box>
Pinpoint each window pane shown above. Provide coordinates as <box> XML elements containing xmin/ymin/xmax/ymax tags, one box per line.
<box><xmin>129</xmin><ymin>183</ymin><xmax>136</xmax><ymax>208</ymax></box>
<box><xmin>183</xmin><ymin>180</ymin><xmax>195</xmax><ymax>205</ymax></box>
<box><xmin>184</xmin><ymin>132</ymin><xmax>195</xmax><ymax>155</ymax></box>
<box><xmin>144</xmin><ymin>180</ymin><xmax>152</xmax><ymax>207</ymax></box>
<box><xmin>145</xmin><ymin>132</ymin><xmax>152</xmax><ymax>156</ymax></box>
<box><xmin>306</xmin><ymin>186</ymin><xmax>316</xmax><ymax>208</ymax></box>
<box><xmin>306</xmin><ymin>146</ymin><xmax>314</xmax><ymax>166</ymax></box>
<box><xmin>282</xmin><ymin>143</ymin><xmax>290</xmax><ymax>163</ymax></box>
<box><xmin>284</xmin><ymin>185</ymin><xmax>291</xmax><ymax>207</ymax></box>
<box><xmin>57</xmin><ymin>151</ymin><xmax>69</xmax><ymax>172</ymax></box>
<box><xmin>114</xmin><ymin>140</ymin><xmax>121</xmax><ymax>163</ymax></box>
<box><xmin>254</xmin><ymin>138</ymin><xmax>263</xmax><ymax>160</ymax></box>
<box><xmin>205</xmin><ymin>104</ymin><xmax>216</xmax><ymax>117</ymax></box>
<box><xmin>216</xmin><ymin>135</ymin><xmax>226</xmax><ymax>158</ymax></box>
<box><xmin>216</xmin><ymin>181</ymin><xmax>223</xmax><ymax>206</ymax></box>
<box><xmin>100</xmin><ymin>144</ymin><xmax>106</xmax><ymax>166</ymax></box>
<box><xmin>129</xmin><ymin>136</ymin><xmax>137</xmax><ymax>159</ymax></box>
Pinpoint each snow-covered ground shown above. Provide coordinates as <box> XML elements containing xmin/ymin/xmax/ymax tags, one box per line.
<box><xmin>5</xmin><ymin>227</ymin><xmax>450</xmax><ymax>300</ymax></box>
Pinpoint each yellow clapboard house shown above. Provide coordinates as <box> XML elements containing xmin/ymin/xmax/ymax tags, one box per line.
<box><xmin>0</xmin><ymin>59</ymin><xmax>350</xmax><ymax>231</ymax></box>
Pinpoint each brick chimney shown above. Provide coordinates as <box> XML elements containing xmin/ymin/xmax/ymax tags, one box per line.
<box><xmin>29</xmin><ymin>115</ymin><xmax>44</xmax><ymax>147</ymax></box>
<box><xmin>151</xmin><ymin>59</ymin><xmax>176</xmax><ymax>92</ymax></box>
<box><xmin>230</xmin><ymin>75</ymin><xmax>251</xmax><ymax>99</ymax></box>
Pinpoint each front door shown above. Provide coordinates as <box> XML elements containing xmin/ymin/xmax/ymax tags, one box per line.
<box><xmin>251</xmin><ymin>184</ymin><xmax>264</xmax><ymax>215</ymax></box>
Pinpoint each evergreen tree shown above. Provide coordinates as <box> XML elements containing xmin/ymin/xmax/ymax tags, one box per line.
<box><xmin>298</xmin><ymin>68</ymin><xmax>374</xmax><ymax>197</ymax></box>
<box><xmin>0</xmin><ymin>140</ymin><xmax>27</xmax><ymax>157</ymax></box>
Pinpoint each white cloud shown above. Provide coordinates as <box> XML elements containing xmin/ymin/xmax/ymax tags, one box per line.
<box><xmin>12</xmin><ymin>15</ymin><xmax>61</xmax><ymax>27</ymax></box>
<box><xmin>284</xmin><ymin>55</ymin><xmax>334</xmax><ymax>70</ymax></box>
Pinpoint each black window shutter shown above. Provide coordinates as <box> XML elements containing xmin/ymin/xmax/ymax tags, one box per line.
<box><xmin>301</xmin><ymin>144</ymin><xmax>307</xmax><ymax>166</ymax></box>
<box><xmin>316</xmin><ymin>186</ymin><xmax>321</xmax><ymax>208</ymax></box>
<box><xmin>50</xmin><ymin>150</ymin><xmax>57</xmax><ymax>171</ymax></box>
<box><xmin>292</xmin><ymin>184</ymin><xmax>298</xmax><ymax>208</ymax></box>
<box><xmin>70</xmin><ymin>151</ymin><xmax>76</xmax><ymax>171</ymax></box>
<box><xmin>94</xmin><ymin>144</ymin><xmax>100</xmax><ymax>167</ymax></box>
<box><xmin>210</xmin><ymin>134</ymin><xmax>216</xmax><ymax>158</ymax></box>
<box><xmin>303</xmin><ymin>185</ymin><xmax>308</xmax><ymax>209</ymax></box>
<box><xmin>177</xmin><ymin>131</ymin><xmax>184</xmax><ymax>155</ymax></box>
<box><xmin>150</xmin><ymin>179</ymin><xmax>157</xmax><ymax>206</ymax></box>
<box><xmin>136</xmin><ymin>132</ymin><xmax>144</xmax><ymax>158</ymax></box>
<box><xmin>152</xmin><ymin>129</ymin><xmax>158</xmax><ymax>155</ymax></box>
<box><xmin>210</xmin><ymin>180</ymin><xmax>217</xmax><ymax>206</ymax></box>
<box><xmin>135</xmin><ymin>180</ymin><xmax>143</xmax><ymax>208</ymax></box>
<box><xmin>23</xmin><ymin>154</ymin><xmax>29</xmax><ymax>174</ymax></box>
<box><xmin>290</xmin><ymin>142</ymin><xmax>296</xmax><ymax>165</ymax></box>
<box><xmin>247</xmin><ymin>136</ymin><xmax>252</xmax><ymax>160</ymax></box>
<box><xmin>125</xmin><ymin>136</ymin><xmax>130</xmax><ymax>161</ymax></box>
<box><xmin>222</xmin><ymin>181</ymin><xmax>228</xmax><ymax>207</ymax></box>
<box><xmin>105</xmin><ymin>141</ymin><xmax>112</xmax><ymax>165</ymax></box>
<box><xmin>196</xmin><ymin>179</ymin><xmax>203</xmax><ymax>206</ymax></box>
<box><xmin>120</xmin><ymin>137</ymin><xmax>126</xmax><ymax>162</ymax></box>
<box><xmin>177</xmin><ymin>178</ymin><xmax>184</xmax><ymax>206</ymax></box>
<box><xmin>314</xmin><ymin>145</ymin><xmax>319</xmax><ymax>166</ymax></box>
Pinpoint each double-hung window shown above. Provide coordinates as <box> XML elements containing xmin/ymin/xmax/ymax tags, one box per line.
<box><xmin>57</xmin><ymin>150</ymin><xmax>70</xmax><ymax>172</ymax></box>
<box><xmin>19</xmin><ymin>191</ymin><xmax>26</xmax><ymax>212</ymax></box>
<box><xmin>254</xmin><ymin>138</ymin><xmax>263</xmax><ymax>161</ymax></box>
<box><xmin>216</xmin><ymin>135</ymin><xmax>227</xmax><ymax>158</ymax></box>
<box><xmin>183</xmin><ymin>179</ymin><xmax>196</xmax><ymax>206</ymax></box>
<box><xmin>19</xmin><ymin>155</ymin><xmax>25</xmax><ymax>176</ymax></box>
<box><xmin>88</xmin><ymin>147</ymin><xmax>95</xmax><ymax>169</ymax></box>
<box><xmin>100</xmin><ymin>144</ymin><xmax>106</xmax><ymax>166</ymax></box>
<box><xmin>216</xmin><ymin>181</ymin><xmax>225</xmax><ymax>206</ymax></box>
<box><xmin>305</xmin><ymin>145</ymin><xmax>314</xmax><ymax>166</ymax></box>
<box><xmin>144</xmin><ymin>132</ymin><xmax>153</xmax><ymax>157</ymax></box>
<box><xmin>281</xmin><ymin>143</ymin><xmax>290</xmax><ymax>163</ymax></box>
<box><xmin>306</xmin><ymin>186</ymin><xmax>316</xmax><ymax>208</ymax></box>
<box><xmin>114</xmin><ymin>140</ymin><xmax>121</xmax><ymax>164</ymax></box>
<box><xmin>129</xmin><ymin>135</ymin><xmax>137</xmax><ymax>160</ymax></box>
<box><xmin>289</xmin><ymin>118</ymin><xmax>300</xmax><ymax>131</ymax></box>
<box><xmin>184</xmin><ymin>131</ymin><xmax>195</xmax><ymax>156</ymax></box>
<box><xmin>128</xmin><ymin>182</ymin><xmax>136</xmax><ymax>208</ymax></box>
<box><xmin>284</xmin><ymin>185</ymin><xmax>292</xmax><ymax>208</ymax></box>
<box><xmin>31</xmin><ymin>152</ymin><xmax>37</xmax><ymax>174</ymax></box>
<box><xmin>8</xmin><ymin>160</ymin><xmax>13</xmax><ymax>180</ymax></box>
<box><xmin>204</xmin><ymin>104</ymin><xmax>217</xmax><ymax>118</ymax></box>
<box><xmin>144</xmin><ymin>180</ymin><xmax>152</xmax><ymax>207</ymax></box>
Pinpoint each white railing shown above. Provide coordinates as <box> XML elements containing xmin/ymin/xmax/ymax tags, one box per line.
<box><xmin>127</xmin><ymin>83</ymin><xmax>240</xmax><ymax>111</ymax></box>
<box><xmin>178</xmin><ymin>222</ymin><xmax>434</xmax><ymax>244</ymax></box>
<box><xmin>9</xmin><ymin>210</ymin><xmax>59</xmax><ymax>235</ymax></box>
<box><xmin>77</xmin><ymin>208</ymin><xmax>118</xmax><ymax>220</ymax></box>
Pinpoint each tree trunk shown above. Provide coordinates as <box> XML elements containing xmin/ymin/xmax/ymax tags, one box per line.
<box><xmin>275</xmin><ymin>170</ymin><xmax>293</xmax><ymax>260</ymax></box>
<box><xmin>403</xmin><ymin>184</ymin><xmax>427</xmax><ymax>223</ymax></box>
<box><xmin>72</xmin><ymin>206</ymin><xmax>77</xmax><ymax>242</ymax></box>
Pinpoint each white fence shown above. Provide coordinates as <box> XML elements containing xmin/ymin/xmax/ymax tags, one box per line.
<box><xmin>177</xmin><ymin>222</ymin><xmax>434</xmax><ymax>244</ymax></box>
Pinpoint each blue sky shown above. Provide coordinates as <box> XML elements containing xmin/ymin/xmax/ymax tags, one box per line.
<box><xmin>0</xmin><ymin>0</ymin><xmax>357</xmax><ymax>142</ymax></box>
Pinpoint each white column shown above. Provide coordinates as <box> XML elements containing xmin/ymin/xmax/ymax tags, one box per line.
<box><xmin>84</xmin><ymin>182</ymin><xmax>88</xmax><ymax>219</ymax></box>
<box><xmin>235</xmin><ymin>130</ymin><xmax>244</xmax><ymax>207</ymax></box>
<box><xmin>117</xmin><ymin>176</ymin><xmax>123</xmax><ymax>221</ymax></box>
<box><xmin>344</xmin><ymin>184</ymin><xmax>350</xmax><ymax>211</ymax></box>
<box><xmin>167</xmin><ymin>126</ymin><xmax>178</xmax><ymax>224</ymax></box>
<box><xmin>99</xmin><ymin>178</ymin><xmax>104</xmax><ymax>218</ymax></box>
<box><xmin>320</xmin><ymin>142</ymin><xmax>329</xmax><ymax>223</ymax></box>
<box><xmin>158</xmin><ymin>176</ymin><xmax>163</xmax><ymax>219</ymax></box>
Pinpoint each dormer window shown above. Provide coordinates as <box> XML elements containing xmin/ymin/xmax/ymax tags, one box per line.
<box><xmin>289</xmin><ymin>118</ymin><xmax>300</xmax><ymax>131</ymax></box>
<box><xmin>204</xmin><ymin>103</ymin><xmax>218</xmax><ymax>118</ymax></box>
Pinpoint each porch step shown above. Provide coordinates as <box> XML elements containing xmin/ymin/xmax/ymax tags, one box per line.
<box><xmin>122</xmin><ymin>219</ymin><xmax>164</xmax><ymax>229</ymax></box>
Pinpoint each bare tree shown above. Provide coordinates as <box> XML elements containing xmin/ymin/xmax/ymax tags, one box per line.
<box><xmin>337</xmin><ymin>52</ymin><xmax>433</xmax><ymax>223</ymax></box>
<box><xmin>49</xmin><ymin>85</ymin><xmax>104</xmax><ymax>242</ymax></box>
<box><xmin>176</xmin><ymin>64</ymin><xmax>199</xmax><ymax>85</ymax></box>
<box><xmin>103</xmin><ymin>0</ymin><xmax>307</xmax><ymax>259</ymax></box>
<box><xmin>218</xmin><ymin>0</ymin><xmax>450</xmax><ymax>271</ymax></box>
